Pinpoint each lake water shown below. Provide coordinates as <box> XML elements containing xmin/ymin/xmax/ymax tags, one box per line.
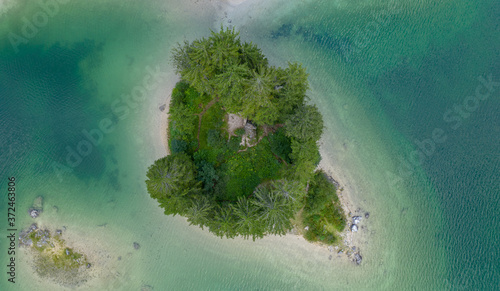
<box><xmin>0</xmin><ymin>0</ymin><xmax>498</xmax><ymax>290</ymax></box>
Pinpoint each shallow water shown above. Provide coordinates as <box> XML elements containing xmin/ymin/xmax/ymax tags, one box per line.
<box><xmin>0</xmin><ymin>0</ymin><xmax>498</xmax><ymax>290</ymax></box>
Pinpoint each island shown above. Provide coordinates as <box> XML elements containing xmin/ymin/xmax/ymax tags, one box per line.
<box><xmin>18</xmin><ymin>223</ymin><xmax>91</xmax><ymax>287</ymax></box>
<box><xmin>146</xmin><ymin>28</ymin><xmax>346</xmax><ymax>245</ymax></box>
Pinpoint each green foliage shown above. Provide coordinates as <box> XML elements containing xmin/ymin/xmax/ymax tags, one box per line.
<box><xmin>197</xmin><ymin>161</ymin><xmax>219</xmax><ymax>192</ymax></box>
<box><xmin>285</xmin><ymin>104</ymin><xmax>324</xmax><ymax>142</ymax></box>
<box><xmin>302</xmin><ymin>171</ymin><xmax>346</xmax><ymax>244</ymax></box>
<box><xmin>147</xmin><ymin>29</ymin><xmax>338</xmax><ymax>242</ymax></box>
<box><xmin>170</xmin><ymin>139</ymin><xmax>188</xmax><ymax>154</ymax></box>
<box><xmin>222</xmin><ymin>139</ymin><xmax>281</xmax><ymax>200</ymax></box>
<box><xmin>234</xmin><ymin>128</ymin><xmax>246</xmax><ymax>136</ymax></box>
<box><xmin>145</xmin><ymin>153</ymin><xmax>201</xmax><ymax>215</ymax></box>
<box><xmin>252</xmin><ymin>185</ymin><xmax>294</xmax><ymax>235</ymax></box>
<box><xmin>267</xmin><ymin>128</ymin><xmax>292</xmax><ymax>163</ymax></box>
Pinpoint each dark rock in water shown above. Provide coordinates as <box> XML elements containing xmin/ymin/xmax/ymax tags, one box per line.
<box><xmin>86</xmin><ymin>263</ymin><xmax>91</xmax><ymax>268</ymax></box>
<box><xmin>365</xmin><ymin>212</ymin><xmax>370</xmax><ymax>219</ymax></box>
<box><xmin>141</xmin><ymin>284</ymin><xmax>154</xmax><ymax>291</ymax></box>
<box><xmin>159</xmin><ymin>104</ymin><xmax>166</xmax><ymax>112</ymax></box>
<box><xmin>118</xmin><ymin>256</ymin><xmax>122</xmax><ymax>261</ymax></box>
<box><xmin>133</xmin><ymin>242</ymin><xmax>140</xmax><ymax>250</ymax></box>
<box><xmin>354</xmin><ymin>253</ymin><xmax>362</xmax><ymax>265</ymax></box>
<box><xmin>328</xmin><ymin>255</ymin><xmax>333</xmax><ymax>260</ymax></box>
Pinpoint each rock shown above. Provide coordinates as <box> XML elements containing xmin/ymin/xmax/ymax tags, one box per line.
<box><xmin>328</xmin><ymin>246</ymin><xmax>334</xmax><ymax>252</ymax></box>
<box><xmin>29</xmin><ymin>208</ymin><xmax>40</xmax><ymax>218</ymax></box>
<box><xmin>304</xmin><ymin>226</ymin><xmax>309</xmax><ymax>231</ymax></box>
<box><xmin>86</xmin><ymin>263</ymin><xmax>91</xmax><ymax>268</ymax></box>
<box><xmin>352</xmin><ymin>246</ymin><xmax>356</xmax><ymax>251</ymax></box>
<box><xmin>56</xmin><ymin>229</ymin><xmax>62</xmax><ymax>235</ymax></box>
<box><xmin>30</xmin><ymin>223</ymin><xmax>38</xmax><ymax>231</ymax></box>
<box><xmin>352</xmin><ymin>216</ymin><xmax>362</xmax><ymax>224</ymax></box>
<box><xmin>133</xmin><ymin>242</ymin><xmax>140</xmax><ymax>250</ymax></box>
<box><xmin>159</xmin><ymin>104</ymin><xmax>166</xmax><ymax>112</ymax></box>
<box><xmin>337</xmin><ymin>250</ymin><xmax>343</xmax><ymax>254</ymax></box>
<box><xmin>351</xmin><ymin>224</ymin><xmax>358</xmax><ymax>232</ymax></box>
<box><xmin>65</xmin><ymin>249</ymin><xmax>70</xmax><ymax>255</ymax></box>
<box><xmin>365</xmin><ymin>212</ymin><xmax>370</xmax><ymax>219</ymax></box>
<box><xmin>328</xmin><ymin>255</ymin><xmax>333</xmax><ymax>260</ymax></box>
<box><xmin>354</xmin><ymin>253</ymin><xmax>362</xmax><ymax>265</ymax></box>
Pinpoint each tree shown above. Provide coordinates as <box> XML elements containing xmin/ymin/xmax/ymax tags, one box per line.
<box><xmin>186</xmin><ymin>196</ymin><xmax>213</xmax><ymax>228</ymax></box>
<box><xmin>252</xmin><ymin>185</ymin><xmax>294</xmax><ymax>235</ymax></box>
<box><xmin>231</xmin><ymin>197</ymin><xmax>264</xmax><ymax>240</ymax></box>
<box><xmin>271</xmin><ymin>179</ymin><xmax>305</xmax><ymax>209</ymax></box>
<box><xmin>285</xmin><ymin>104</ymin><xmax>324</xmax><ymax>142</ymax></box>
<box><xmin>208</xmin><ymin>27</ymin><xmax>241</xmax><ymax>71</ymax></box>
<box><xmin>275</xmin><ymin>62</ymin><xmax>309</xmax><ymax>116</ymax></box>
<box><xmin>145</xmin><ymin>153</ymin><xmax>201</xmax><ymax>206</ymax></box>
<box><xmin>210</xmin><ymin>205</ymin><xmax>237</xmax><ymax>238</ymax></box>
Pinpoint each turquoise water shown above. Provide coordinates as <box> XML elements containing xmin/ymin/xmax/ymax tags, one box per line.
<box><xmin>1</xmin><ymin>0</ymin><xmax>498</xmax><ymax>290</ymax></box>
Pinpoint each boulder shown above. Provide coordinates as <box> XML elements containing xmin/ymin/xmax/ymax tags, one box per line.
<box><xmin>354</xmin><ymin>253</ymin><xmax>362</xmax><ymax>265</ymax></box>
<box><xmin>351</xmin><ymin>224</ymin><xmax>358</xmax><ymax>232</ymax></box>
<box><xmin>352</xmin><ymin>216</ymin><xmax>362</xmax><ymax>224</ymax></box>
<box><xmin>28</xmin><ymin>208</ymin><xmax>40</xmax><ymax>218</ymax></box>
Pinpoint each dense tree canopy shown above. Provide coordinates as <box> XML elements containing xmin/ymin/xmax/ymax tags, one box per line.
<box><xmin>147</xmin><ymin>28</ymin><xmax>345</xmax><ymax>243</ymax></box>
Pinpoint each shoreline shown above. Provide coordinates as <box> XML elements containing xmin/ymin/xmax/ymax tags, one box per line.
<box><xmin>155</xmin><ymin>79</ymin><xmax>364</xmax><ymax>264</ymax></box>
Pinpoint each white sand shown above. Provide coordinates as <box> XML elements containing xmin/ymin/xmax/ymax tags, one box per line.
<box><xmin>152</xmin><ymin>0</ymin><xmax>363</xmax><ymax>262</ymax></box>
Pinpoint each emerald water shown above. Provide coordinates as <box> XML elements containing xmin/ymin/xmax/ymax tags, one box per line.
<box><xmin>0</xmin><ymin>0</ymin><xmax>498</xmax><ymax>290</ymax></box>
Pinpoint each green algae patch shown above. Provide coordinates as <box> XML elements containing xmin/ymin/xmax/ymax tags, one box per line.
<box><xmin>19</xmin><ymin>224</ymin><xmax>91</xmax><ymax>287</ymax></box>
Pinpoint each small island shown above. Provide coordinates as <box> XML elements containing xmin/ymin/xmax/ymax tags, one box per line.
<box><xmin>19</xmin><ymin>224</ymin><xmax>91</xmax><ymax>286</ymax></box>
<box><xmin>146</xmin><ymin>28</ymin><xmax>346</xmax><ymax>244</ymax></box>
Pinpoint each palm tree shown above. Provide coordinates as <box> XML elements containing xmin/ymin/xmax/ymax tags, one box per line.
<box><xmin>211</xmin><ymin>205</ymin><xmax>237</xmax><ymax>238</ymax></box>
<box><xmin>186</xmin><ymin>196</ymin><xmax>213</xmax><ymax>228</ymax></box>
<box><xmin>209</xmin><ymin>27</ymin><xmax>240</xmax><ymax>71</ymax></box>
<box><xmin>171</xmin><ymin>40</ymin><xmax>192</xmax><ymax>74</ymax></box>
<box><xmin>231</xmin><ymin>197</ymin><xmax>263</xmax><ymax>239</ymax></box>
<box><xmin>239</xmin><ymin>42</ymin><xmax>268</xmax><ymax>70</ymax></box>
<box><xmin>272</xmin><ymin>179</ymin><xmax>304</xmax><ymax>203</ymax></box>
<box><xmin>252</xmin><ymin>186</ymin><xmax>293</xmax><ymax>235</ymax></box>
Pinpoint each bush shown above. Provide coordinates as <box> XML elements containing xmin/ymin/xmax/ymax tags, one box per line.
<box><xmin>197</xmin><ymin>161</ymin><xmax>219</xmax><ymax>192</ymax></box>
<box><xmin>207</xmin><ymin>129</ymin><xmax>224</xmax><ymax>148</ymax></box>
<box><xmin>301</xmin><ymin>171</ymin><xmax>346</xmax><ymax>244</ymax></box>
<box><xmin>268</xmin><ymin>128</ymin><xmax>292</xmax><ymax>163</ymax></box>
<box><xmin>171</xmin><ymin>139</ymin><xmax>188</xmax><ymax>154</ymax></box>
<box><xmin>235</xmin><ymin>128</ymin><xmax>246</xmax><ymax>136</ymax></box>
